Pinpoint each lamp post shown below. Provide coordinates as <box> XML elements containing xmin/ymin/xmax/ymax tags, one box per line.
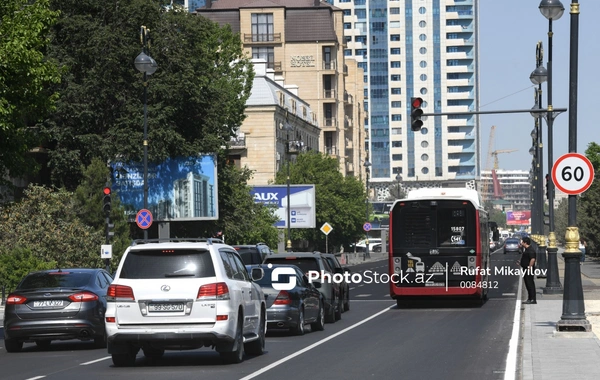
<box><xmin>395</xmin><ymin>173</ymin><xmax>403</xmax><ymax>199</ymax></box>
<box><xmin>539</xmin><ymin>0</ymin><xmax>565</xmax><ymax>293</ymax></box>
<box><xmin>530</xmin><ymin>45</ymin><xmax>548</xmax><ymax>275</ymax></box>
<box><xmin>283</xmin><ymin>121</ymin><xmax>293</xmax><ymax>251</ymax></box>
<box><xmin>134</xmin><ymin>26</ymin><xmax>158</xmax><ymax>242</ymax></box>
<box><xmin>557</xmin><ymin>0</ymin><xmax>590</xmax><ymax>331</ymax></box>
<box><xmin>364</xmin><ymin>160</ymin><xmax>372</xmax><ymax>259</ymax></box>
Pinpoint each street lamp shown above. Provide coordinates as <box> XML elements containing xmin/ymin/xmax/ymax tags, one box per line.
<box><xmin>557</xmin><ymin>0</ymin><xmax>590</xmax><ymax>331</ymax></box>
<box><xmin>539</xmin><ymin>0</ymin><xmax>564</xmax><ymax>294</ymax></box>
<box><xmin>283</xmin><ymin>121</ymin><xmax>293</xmax><ymax>251</ymax></box>
<box><xmin>134</xmin><ymin>26</ymin><xmax>158</xmax><ymax>242</ymax></box>
<box><xmin>395</xmin><ymin>173</ymin><xmax>403</xmax><ymax>199</ymax></box>
<box><xmin>364</xmin><ymin>160</ymin><xmax>372</xmax><ymax>259</ymax></box>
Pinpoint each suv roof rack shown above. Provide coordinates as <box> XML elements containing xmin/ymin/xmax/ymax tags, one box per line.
<box><xmin>131</xmin><ymin>238</ymin><xmax>224</xmax><ymax>246</ymax></box>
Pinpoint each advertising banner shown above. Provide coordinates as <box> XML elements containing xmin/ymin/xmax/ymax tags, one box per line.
<box><xmin>506</xmin><ymin>210</ymin><xmax>531</xmax><ymax>226</ymax></box>
<box><xmin>251</xmin><ymin>185</ymin><xmax>316</xmax><ymax>228</ymax></box>
<box><xmin>111</xmin><ymin>154</ymin><xmax>218</xmax><ymax>222</ymax></box>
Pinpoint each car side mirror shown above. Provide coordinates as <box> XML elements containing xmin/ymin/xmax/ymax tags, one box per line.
<box><xmin>251</xmin><ymin>267</ymin><xmax>264</xmax><ymax>281</ymax></box>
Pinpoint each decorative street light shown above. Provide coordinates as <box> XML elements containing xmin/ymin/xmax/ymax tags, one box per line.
<box><xmin>134</xmin><ymin>26</ymin><xmax>158</xmax><ymax>242</ymax></box>
<box><xmin>364</xmin><ymin>159</ymin><xmax>372</xmax><ymax>259</ymax></box>
<box><xmin>557</xmin><ymin>0</ymin><xmax>590</xmax><ymax>331</ymax></box>
<box><xmin>539</xmin><ymin>0</ymin><xmax>564</xmax><ymax>294</ymax></box>
<box><xmin>283</xmin><ymin>121</ymin><xmax>293</xmax><ymax>252</ymax></box>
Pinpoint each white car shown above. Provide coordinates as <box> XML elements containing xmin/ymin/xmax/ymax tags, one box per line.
<box><xmin>105</xmin><ymin>239</ymin><xmax>266</xmax><ymax>366</ymax></box>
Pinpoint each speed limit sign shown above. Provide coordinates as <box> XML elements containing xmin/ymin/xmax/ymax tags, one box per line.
<box><xmin>552</xmin><ymin>153</ymin><xmax>594</xmax><ymax>195</ymax></box>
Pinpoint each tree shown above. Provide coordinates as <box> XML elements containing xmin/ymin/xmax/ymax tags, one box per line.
<box><xmin>42</xmin><ymin>0</ymin><xmax>254</xmax><ymax>189</ymax></box>
<box><xmin>576</xmin><ymin>142</ymin><xmax>600</xmax><ymax>255</ymax></box>
<box><xmin>274</xmin><ymin>151</ymin><xmax>366</xmax><ymax>252</ymax></box>
<box><xmin>0</xmin><ymin>247</ymin><xmax>57</xmax><ymax>293</ymax></box>
<box><xmin>0</xmin><ymin>184</ymin><xmax>104</xmax><ymax>269</ymax></box>
<box><xmin>0</xmin><ymin>0</ymin><xmax>61</xmax><ymax>186</ymax></box>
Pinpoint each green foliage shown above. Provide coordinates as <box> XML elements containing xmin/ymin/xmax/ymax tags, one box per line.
<box><xmin>0</xmin><ymin>247</ymin><xmax>57</xmax><ymax>293</ymax></box>
<box><xmin>553</xmin><ymin>197</ymin><xmax>568</xmax><ymax>245</ymax></box>
<box><xmin>275</xmin><ymin>151</ymin><xmax>366</xmax><ymax>252</ymax></box>
<box><xmin>74</xmin><ymin>158</ymin><xmax>131</xmax><ymax>270</ymax></box>
<box><xmin>576</xmin><ymin>142</ymin><xmax>600</xmax><ymax>254</ymax></box>
<box><xmin>42</xmin><ymin>0</ymin><xmax>254</xmax><ymax>189</ymax></box>
<box><xmin>0</xmin><ymin>0</ymin><xmax>61</xmax><ymax>184</ymax></box>
<box><xmin>0</xmin><ymin>184</ymin><xmax>104</xmax><ymax>269</ymax></box>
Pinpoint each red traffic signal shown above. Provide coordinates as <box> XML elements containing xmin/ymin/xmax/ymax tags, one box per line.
<box><xmin>103</xmin><ymin>187</ymin><xmax>111</xmax><ymax>196</ymax></box>
<box><xmin>411</xmin><ymin>97</ymin><xmax>423</xmax><ymax>108</ymax></box>
<box><xmin>410</xmin><ymin>97</ymin><xmax>424</xmax><ymax>131</ymax></box>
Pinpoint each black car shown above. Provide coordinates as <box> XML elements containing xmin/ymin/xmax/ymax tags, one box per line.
<box><xmin>246</xmin><ymin>264</ymin><xmax>325</xmax><ymax>335</ymax></box>
<box><xmin>3</xmin><ymin>268</ymin><xmax>113</xmax><ymax>352</ymax></box>
<box><xmin>234</xmin><ymin>243</ymin><xmax>272</xmax><ymax>265</ymax></box>
<box><xmin>263</xmin><ymin>252</ymin><xmax>342</xmax><ymax>324</ymax></box>
<box><xmin>319</xmin><ymin>253</ymin><xmax>351</xmax><ymax>312</ymax></box>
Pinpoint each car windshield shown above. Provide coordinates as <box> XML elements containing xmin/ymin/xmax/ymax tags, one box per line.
<box><xmin>18</xmin><ymin>272</ymin><xmax>92</xmax><ymax>290</ymax></box>
<box><xmin>120</xmin><ymin>249</ymin><xmax>216</xmax><ymax>279</ymax></box>
<box><xmin>265</xmin><ymin>258</ymin><xmax>320</xmax><ymax>274</ymax></box>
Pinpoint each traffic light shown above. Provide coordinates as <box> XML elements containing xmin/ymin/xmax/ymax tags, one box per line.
<box><xmin>103</xmin><ymin>187</ymin><xmax>112</xmax><ymax>215</ymax></box>
<box><xmin>545</xmin><ymin>174</ymin><xmax>550</xmax><ymax>199</ymax></box>
<box><xmin>410</xmin><ymin>97</ymin><xmax>424</xmax><ymax>131</ymax></box>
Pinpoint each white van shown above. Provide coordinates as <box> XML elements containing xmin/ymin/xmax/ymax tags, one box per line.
<box><xmin>354</xmin><ymin>238</ymin><xmax>382</xmax><ymax>252</ymax></box>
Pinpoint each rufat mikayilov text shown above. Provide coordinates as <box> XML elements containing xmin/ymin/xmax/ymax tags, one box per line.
<box><xmin>460</xmin><ymin>266</ymin><xmax>547</xmax><ymax>277</ymax></box>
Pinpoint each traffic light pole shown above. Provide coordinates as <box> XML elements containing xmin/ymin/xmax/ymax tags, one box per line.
<box><xmin>419</xmin><ymin>108</ymin><xmax>566</xmax><ymax>118</ymax></box>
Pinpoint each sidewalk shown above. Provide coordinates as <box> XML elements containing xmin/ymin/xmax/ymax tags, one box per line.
<box><xmin>521</xmin><ymin>252</ymin><xmax>600</xmax><ymax>380</ymax></box>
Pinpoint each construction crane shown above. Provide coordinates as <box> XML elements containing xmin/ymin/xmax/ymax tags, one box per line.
<box><xmin>481</xmin><ymin>126</ymin><xmax>518</xmax><ymax>201</ymax></box>
<box><xmin>490</xmin><ymin>149</ymin><xmax>518</xmax><ymax>199</ymax></box>
<box><xmin>491</xmin><ymin>149</ymin><xmax>518</xmax><ymax>170</ymax></box>
<box><xmin>481</xmin><ymin>126</ymin><xmax>496</xmax><ymax>202</ymax></box>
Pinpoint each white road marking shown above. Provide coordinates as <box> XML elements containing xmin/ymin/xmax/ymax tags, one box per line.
<box><xmin>239</xmin><ymin>305</ymin><xmax>393</xmax><ymax>380</ymax></box>
<box><xmin>349</xmin><ymin>287</ymin><xmax>355</xmax><ymax>290</ymax></box>
<box><xmin>80</xmin><ymin>356</ymin><xmax>112</xmax><ymax>366</ymax></box>
<box><xmin>25</xmin><ymin>377</ymin><xmax>46</xmax><ymax>380</ymax></box>
<box><xmin>355</xmin><ymin>294</ymin><xmax>372</xmax><ymax>297</ymax></box>
<box><xmin>503</xmin><ymin>275</ymin><xmax>523</xmax><ymax>380</ymax></box>
<box><xmin>502</xmin><ymin>293</ymin><xmax>516</xmax><ymax>296</ymax></box>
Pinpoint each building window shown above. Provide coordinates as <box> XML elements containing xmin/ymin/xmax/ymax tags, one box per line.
<box><xmin>390</xmin><ymin>48</ymin><xmax>401</xmax><ymax>55</ymax></box>
<box><xmin>390</xmin><ymin>21</ymin><xmax>401</xmax><ymax>28</ymax></box>
<box><xmin>251</xmin><ymin>13</ymin><xmax>274</xmax><ymax>42</ymax></box>
<box><xmin>421</xmin><ymin>141</ymin><xmax>429</xmax><ymax>148</ymax></box>
<box><xmin>355</xmin><ymin>35</ymin><xmax>367</xmax><ymax>44</ymax></box>
<box><xmin>356</xmin><ymin>9</ymin><xmax>366</xmax><ymax>19</ymax></box>
<box><xmin>420</xmin><ymin>61</ymin><xmax>427</xmax><ymax>68</ymax></box>
<box><xmin>391</xmin><ymin>114</ymin><xmax>402</xmax><ymax>121</ymax></box>
<box><xmin>421</xmin><ymin>127</ymin><xmax>428</xmax><ymax>135</ymax></box>
<box><xmin>344</xmin><ymin>36</ymin><xmax>351</xmax><ymax>44</ymax></box>
<box><xmin>390</xmin><ymin>8</ymin><xmax>400</xmax><ymax>14</ymax></box>
<box><xmin>252</xmin><ymin>47</ymin><xmax>274</xmax><ymax>68</ymax></box>
<box><xmin>343</xmin><ymin>10</ymin><xmax>351</xmax><ymax>16</ymax></box>
<box><xmin>392</xmin><ymin>128</ymin><xmax>402</xmax><ymax>135</ymax></box>
<box><xmin>391</xmin><ymin>75</ymin><xmax>401</xmax><ymax>81</ymax></box>
<box><xmin>358</xmin><ymin>62</ymin><xmax>368</xmax><ymax>71</ymax></box>
<box><xmin>392</xmin><ymin>141</ymin><xmax>402</xmax><ymax>148</ymax></box>
<box><xmin>344</xmin><ymin>23</ymin><xmax>352</xmax><ymax>29</ymax></box>
<box><xmin>420</xmin><ymin>74</ymin><xmax>427</xmax><ymax>81</ymax></box>
<box><xmin>355</xmin><ymin>49</ymin><xmax>367</xmax><ymax>57</ymax></box>
<box><xmin>391</xmin><ymin>101</ymin><xmax>402</xmax><ymax>108</ymax></box>
<box><xmin>419</xmin><ymin>20</ymin><xmax>427</xmax><ymax>28</ymax></box>
<box><xmin>391</xmin><ymin>88</ymin><xmax>401</xmax><ymax>94</ymax></box>
<box><xmin>419</xmin><ymin>34</ymin><xmax>427</xmax><ymax>41</ymax></box>
<box><xmin>422</xmin><ymin>167</ymin><xmax>429</xmax><ymax>174</ymax></box>
<box><xmin>447</xmin><ymin>46</ymin><xmax>459</xmax><ymax>53</ymax></box>
<box><xmin>392</xmin><ymin>154</ymin><xmax>403</xmax><ymax>161</ymax></box>
<box><xmin>390</xmin><ymin>34</ymin><xmax>401</xmax><ymax>41</ymax></box>
<box><xmin>344</xmin><ymin>49</ymin><xmax>352</xmax><ymax>56</ymax></box>
<box><xmin>419</xmin><ymin>7</ymin><xmax>426</xmax><ymax>14</ymax></box>
<box><xmin>420</xmin><ymin>88</ymin><xmax>428</xmax><ymax>95</ymax></box>
<box><xmin>420</xmin><ymin>47</ymin><xmax>427</xmax><ymax>54</ymax></box>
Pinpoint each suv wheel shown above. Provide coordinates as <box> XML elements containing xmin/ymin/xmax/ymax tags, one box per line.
<box><xmin>293</xmin><ymin>306</ymin><xmax>305</xmax><ymax>336</ymax></box>
<box><xmin>4</xmin><ymin>338</ymin><xmax>23</xmax><ymax>353</ymax></box>
<box><xmin>221</xmin><ymin>316</ymin><xmax>244</xmax><ymax>364</ymax></box>
<box><xmin>111</xmin><ymin>346</ymin><xmax>138</xmax><ymax>367</ymax></box>
<box><xmin>245</xmin><ymin>309</ymin><xmax>266</xmax><ymax>356</ymax></box>
<box><xmin>325</xmin><ymin>295</ymin><xmax>336</xmax><ymax>323</ymax></box>
<box><xmin>310</xmin><ymin>302</ymin><xmax>325</xmax><ymax>331</ymax></box>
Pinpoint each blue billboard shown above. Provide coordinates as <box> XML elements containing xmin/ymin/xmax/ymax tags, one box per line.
<box><xmin>251</xmin><ymin>185</ymin><xmax>316</xmax><ymax>228</ymax></box>
<box><xmin>111</xmin><ymin>154</ymin><xmax>218</xmax><ymax>222</ymax></box>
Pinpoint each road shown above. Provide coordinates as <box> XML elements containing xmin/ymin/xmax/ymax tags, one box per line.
<box><xmin>0</xmin><ymin>248</ymin><xmax>521</xmax><ymax>380</ymax></box>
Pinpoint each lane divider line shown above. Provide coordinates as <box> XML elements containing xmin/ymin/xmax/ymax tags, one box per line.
<box><xmin>503</xmin><ymin>274</ymin><xmax>522</xmax><ymax>380</ymax></box>
<box><xmin>239</xmin><ymin>305</ymin><xmax>394</xmax><ymax>380</ymax></box>
<box><xmin>80</xmin><ymin>356</ymin><xmax>112</xmax><ymax>366</ymax></box>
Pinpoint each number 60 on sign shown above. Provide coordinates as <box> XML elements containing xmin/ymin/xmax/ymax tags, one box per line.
<box><xmin>551</xmin><ymin>153</ymin><xmax>595</xmax><ymax>195</ymax></box>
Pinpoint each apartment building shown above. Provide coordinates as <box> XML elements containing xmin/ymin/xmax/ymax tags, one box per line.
<box><xmin>480</xmin><ymin>170</ymin><xmax>531</xmax><ymax>210</ymax></box>
<box><xmin>196</xmin><ymin>0</ymin><xmax>365</xmax><ymax>180</ymax></box>
<box><xmin>228</xmin><ymin>59</ymin><xmax>321</xmax><ymax>186</ymax></box>
<box><xmin>329</xmin><ymin>0</ymin><xmax>481</xmax><ymax>189</ymax></box>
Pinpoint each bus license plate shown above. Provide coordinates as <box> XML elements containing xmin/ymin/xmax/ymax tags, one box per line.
<box><xmin>149</xmin><ymin>303</ymin><xmax>184</xmax><ymax>312</ymax></box>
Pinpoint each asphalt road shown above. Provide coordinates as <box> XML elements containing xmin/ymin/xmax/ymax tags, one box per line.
<box><xmin>0</xmin><ymin>248</ymin><xmax>521</xmax><ymax>380</ymax></box>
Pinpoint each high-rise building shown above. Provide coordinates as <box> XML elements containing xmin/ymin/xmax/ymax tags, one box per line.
<box><xmin>480</xmin><ymin>170</ymin><xmax>531</xmax><ymax>210</ymax></box>
<box><xmin>329</xmin><ymin>0</ymin><xmax>480</xmax><ymax>191</ymax></box>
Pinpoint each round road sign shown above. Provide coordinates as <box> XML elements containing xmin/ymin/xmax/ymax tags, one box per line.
<box><xmin>136</xmin><ymin>209</ymin><xmax>153</xmax><ymax>230</ymax></box>
<box><xmin>552</xmin><ymin>153</ymin><xmax>594</xmax><ymax>195</ymax></box>
<box><xmin>363</xmin><ymin>222</ymin><xmax>372</xmax><ymax>232</ymax></box>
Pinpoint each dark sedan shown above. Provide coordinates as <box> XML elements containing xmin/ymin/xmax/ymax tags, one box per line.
<box><xmin>247</xmin><ymin>264</ymin><xmax>325</xmax><ymax>335</ymax></box>
<box><xmin>3</xmin><ymin>268</ymin><xmax>113</xmax><ymax>352</ymax></box>
<box><xmin>504</xmin><ymin>238</ymin><xmax>521</xmax><ymax>254</ymax></box>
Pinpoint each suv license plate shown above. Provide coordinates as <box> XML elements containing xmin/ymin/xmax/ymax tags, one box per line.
<box><xmin>149</xmin><ymin>303</ymin><xmax>185</xmax><ymax>312</ymax></box>
<box><xmin>33</xmin><ymin>300</ymin><xmax>64</xmax><ymax>307</ymax></box>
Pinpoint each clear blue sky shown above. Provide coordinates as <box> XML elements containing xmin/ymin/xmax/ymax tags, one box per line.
<box><xmin>479</xmin><ymin>1</ymin><xmax>599</xmax><ymax>172</ymax></box>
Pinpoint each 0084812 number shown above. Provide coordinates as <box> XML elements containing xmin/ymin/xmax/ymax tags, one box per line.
<box><xmin>459</xmin><ymin>281</ymin><xmax>498</xmax><ymax>289</ymax></box>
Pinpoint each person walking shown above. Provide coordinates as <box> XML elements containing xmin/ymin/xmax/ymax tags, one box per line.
<box><xmin>579</xmin><ymin>238</ymin><xmax>587</xmax><ymax>264</ymax></box>
<box><xmin>519</xmin><ymin>237</ymin><xmax>537</xmax><ymax>304</ymax></box>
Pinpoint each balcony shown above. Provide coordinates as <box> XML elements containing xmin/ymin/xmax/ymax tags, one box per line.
<box><xmin>322</xmin><ymin>60</ymin><xmax>337</xmax><ymax>70</ymax></box>
<box><xmin>243</xmin><ymin>33</ymin><xmax>282</xmax><ymax>43</ymax></box>
<box><xmin>344</xmin><ymin>116</ymin><xmax>353</xmax><ymax>129</ymax></box>
<box><xmin>344</xmin><ymin>91</ymin><xmax>353</xmax><ymax>104</ymax></box>
<box><xmin>323</xmin><ymin>89</ymin><xmax>336</xmax><ymax>99</ymax></box>
<box><xmin>323</xmin><ymin>118</ymin><xmax>338</xmax><ymax>129</ymax></box>
<box><xmin>228</xmin><ymin>135</ymin><xmax>246</xmax><ymax>150</ymax></box>
<box><xmin>325</xmin><ymin>146</ymin><xmax>338</xmax><ymax>156</ymax></box>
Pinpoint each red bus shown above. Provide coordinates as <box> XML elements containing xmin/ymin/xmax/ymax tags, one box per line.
<box><xmin>388</xmin><ymin>189</ymin><xmax>490</xmax><ymax>305</ymax></box>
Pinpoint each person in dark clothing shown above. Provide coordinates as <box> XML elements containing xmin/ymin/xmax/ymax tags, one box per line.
<box><xmin>519</xmin><ymin>237</ymin><xmax>537</xmax><ymax>304</ymax></box>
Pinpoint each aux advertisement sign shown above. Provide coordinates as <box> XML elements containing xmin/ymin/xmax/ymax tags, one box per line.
<box><xmin>251</xmin><ymin>185</ymin><xmax>316</xmax><ymax>229</ymax></box>
<box><xmin>506</xmin><ymin>210</ymin><xmax>531</xmax><ymax>226</ymax></box>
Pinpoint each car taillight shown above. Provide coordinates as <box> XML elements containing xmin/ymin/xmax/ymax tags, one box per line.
<box><xmin>68</xmin><ymin>292</ymin><xmax>99</xmax><ymax>302</ymax></box>
<box><xmin>107</xmin><ymin>284</ymin><xmax>135</xmax><ymax>301</ymax></box>
<box><xmin>197</xmin><ymin>282</ymin><xmax>230</xmax><ymax>300</ymax></box>
<box><xmin>6</xmin><ymin>294</ymin><xmax>27</xmax><ymax>305</ymax></box>
<box><xmin>273</xmin><ymin>290</ymin><xmax>292</xmax><ymax>305</ymax></box>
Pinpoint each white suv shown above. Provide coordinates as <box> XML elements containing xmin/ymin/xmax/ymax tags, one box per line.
<box><xmin>105</xmin><ymin>239</ymin><xmax>266</xmax><ymax>366</ymax></box>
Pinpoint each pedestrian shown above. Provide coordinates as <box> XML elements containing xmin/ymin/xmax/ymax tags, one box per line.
<box><xmin>579</xmin><ymin>237</ymin><xmax>587</xmax><ymax>264</ymax></box>
<box><xmin>518</xmin><ymin>237</ymin><xmax>537</xmax><ymax>304</ymax></box>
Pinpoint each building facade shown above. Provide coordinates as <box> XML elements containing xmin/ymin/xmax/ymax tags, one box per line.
<box><xmin>480</xmin><ymin>170</ymin><xmax>531</xmax><ymax>210</ymax></box>
<box><xmin>197</xmin><ymin>0</ymin><xmax>365</xmax><ymax>181</ymax></box>
<box><xmin>329</xmin><ymin>0</ymin><xmax>480</xmax><ymax>189</ymax></box>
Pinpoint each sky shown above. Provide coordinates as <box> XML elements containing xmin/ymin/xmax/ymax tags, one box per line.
<box><xmin>478</xmin><ymin>1</ymin><xmax>600</xmax><ymax>172</ymax></box>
